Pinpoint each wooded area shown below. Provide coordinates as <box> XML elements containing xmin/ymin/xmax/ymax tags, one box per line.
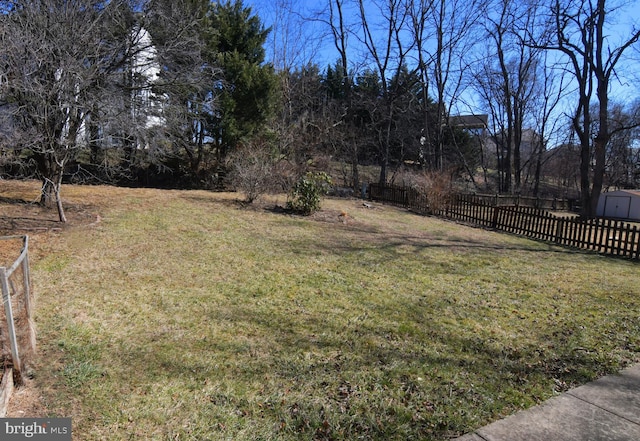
<box><xmin>0</xmin><ymin>0</ymin><xmax>639</xmax><ymax>221</ymax></box>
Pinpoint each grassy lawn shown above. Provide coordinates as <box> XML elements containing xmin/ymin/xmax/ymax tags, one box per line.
<box><xmin>2</xmin><ymin>181</ymin><xmax>639</xmax><ymax>440</ymax></box>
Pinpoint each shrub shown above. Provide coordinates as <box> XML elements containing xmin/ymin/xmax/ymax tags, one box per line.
<box><xmin>415</xmin><ymin>169</ymin><xmax>455</xmax><ymax>213</ymax></box>
<box><xmin>394</xmin><ymin>168</ymin><xmax>455</xmax><ymax>213</ymax></box>
<box><xmin>286</xmin><ymin>171</ymin><xmax>333</xmax><ymax>215</ymax></box>
<box><xmin>225</xmin><ymin>141</ymin><xmax>277</xmax><ymax>203</ymax></box>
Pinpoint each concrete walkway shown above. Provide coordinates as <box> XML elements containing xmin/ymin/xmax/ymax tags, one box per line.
<box><xmin>455</xmin><ymin>364</ymin><xmax>640</xmax><ymax>441</ymax></box>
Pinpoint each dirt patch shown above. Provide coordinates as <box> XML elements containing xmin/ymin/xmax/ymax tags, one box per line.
<box><xmin>0</xmin><ymin>237</ymin><xmax>25</xmax><ymax>268</ymax></box>
<box><xmin>0</xmin><ymin>180</ymin><xmax>99</xmax><ymax>236</ymax></box>
<box><xmin>5</xmin><ymin>377</ymin><xmax>47</xmax><ymax>418</ymax></box>
<box><xmin>0</xmin><ymin>200</ymin><xmax>97</xmax><ymax>236</ymax></box>
<box><xmin>310</xmin><ymin>207</ymin><xmax>358</xmax><ymax>225</ymax></box>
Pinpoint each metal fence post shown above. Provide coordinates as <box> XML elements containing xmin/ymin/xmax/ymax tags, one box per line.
<box><xmin>22</xmin><ymin>236</ymin><xmax>31</xmax><ymax>315</ymax></box>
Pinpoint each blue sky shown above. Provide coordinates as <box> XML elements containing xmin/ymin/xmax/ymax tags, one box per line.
<box><xmin>243</xmin><ymin>0</ymin><xmax>640</xmax><ymax>123</ymax></box>
<box><xmin>244</xmin><ymin>0</ymin><xmax>396</xmax><ymax>70</ymax></box>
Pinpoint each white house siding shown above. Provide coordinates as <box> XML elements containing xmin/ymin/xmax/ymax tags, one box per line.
<box><xmin>130</xmin><ymin>27</ymin><xmax>166</xmax><ymax>131</ymax></box>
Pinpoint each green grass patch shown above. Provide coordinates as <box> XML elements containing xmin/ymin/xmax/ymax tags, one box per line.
<box><xmin>26</xmin><ymin>186</ymin><xmax>640</xmax><ymax>440</ymax></box>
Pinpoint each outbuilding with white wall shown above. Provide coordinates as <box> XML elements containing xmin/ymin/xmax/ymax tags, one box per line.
<box><xmin>596</xmin><ymin>190</ymin><xmax>640</xmax><ymax>221</ymax></box>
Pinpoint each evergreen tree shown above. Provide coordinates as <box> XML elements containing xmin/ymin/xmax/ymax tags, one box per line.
<box><xmin>323</xmin><ymin>62</ymin><xmax>349</xmax><ymax>101</ymax></box>
<box><xmin>206</xmin><ymin>0</ymin><xmax>276</xmax><ymax>158</ymax></box>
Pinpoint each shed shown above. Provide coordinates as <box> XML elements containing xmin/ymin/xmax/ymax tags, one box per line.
<box><xmin>596</xmin><ymin>190</ymin><xmax>640</xmax><ymax>221</ymax></box>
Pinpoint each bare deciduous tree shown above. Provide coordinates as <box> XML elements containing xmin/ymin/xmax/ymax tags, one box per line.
<box><xmin>474</xmin><ymin>0</ymin><xmax>545</xmax><ymax>193</ymax></box>
<box><xmin>0</xmin><ymin>0</ymin><xmax>134</xmax><ymax>221</ymax></box>
<box><xmin>143</xmin><ymin>0</ymin><xmax>217</xmax><ymax>182</ymax></box>
<box><xmin>529</xmin><ymin>51</ymin><xmax>568</xmax><ymax>197</ymax></box>
<box><xmin>356</xmin><ymin>0</ymin><xmax>416</xmax><ymax>185</ymax></box>
<box><xmin>409</xmin><ymin>0</ymin><xmax>482</xmax><ymax>173</ymax></box>
<box><xmin>542</xmin><ymin>0</ymin><xmax>640</xmax><ymax>217</ymax></box>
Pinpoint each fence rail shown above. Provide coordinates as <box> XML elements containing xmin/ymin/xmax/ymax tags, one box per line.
<box><xmin>369</xmin><ymin>184</ymin><xmax>640</xmax><ymax>260</ymax></box>
<box><xmin>0</xmin><ymin>235</ymin><xmax>35</xmax><ymax>387</ymax></box>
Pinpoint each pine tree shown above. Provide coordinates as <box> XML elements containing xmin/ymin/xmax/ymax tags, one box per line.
<box><xmin>206</xmin><ymin>0</ymin><xmax>276</xmax><ymax>158</ymax></box>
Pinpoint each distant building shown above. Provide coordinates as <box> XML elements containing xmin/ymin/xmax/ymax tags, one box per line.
<box><xmin>130</xmin><ymin>26</ymin><xmax>166</xmax><ymax>131</ymax></box>
<box><xmin>93</xmin><ymin>25</ymin><xmax>167</xmax><ymax>151</ymax></box>
<box><xmin>597</xmin><ymin>190</ymin><xmax>640</xmax><ymax>221</ymax></box>
<box><xmin>449</xmin><ymin>114</ymin><xmax>488</xmax><ymax>132</ymax></box>
<box><xmin>0</xmin><ymin>24</ymin><xmax>166</xmax><ymax>153</ymax></box>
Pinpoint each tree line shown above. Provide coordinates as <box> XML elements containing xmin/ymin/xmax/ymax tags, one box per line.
<box><xmin>267</xmin><ymin>0</ymin><xmax>640</xmax><ymax>218</ymax></box>
<box><xmin>1</xmin><ymin>0</ymin><xmax>639</xmax><ymax>221</ymax></box>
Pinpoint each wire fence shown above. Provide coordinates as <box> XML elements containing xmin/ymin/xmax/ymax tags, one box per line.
<box><xmin>0</xmin><ymin>235</ymin><xmax>35</xmax><ymax>387</ymax></box>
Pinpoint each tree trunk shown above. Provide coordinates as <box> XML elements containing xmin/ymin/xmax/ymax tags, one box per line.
<box><xmin>40</xmin><ymin>179</ymin><xmax>56</xmax><ymax>208</ymax></box>
<box><xmin>513</xmin><ymin>123</ymin><xmax>522</xmax><ymax>193</ymax></box>
<box><xmin>351</xmin><ymin>146</ymin><xmax>360</xmax><ymax>191</ymax></box>
<box><xmin>378</xmin><ymin>160</ymin><xmax>388</xmax><ymax>186</ymax></box>
<box><xmin>38</xmin><ymin>152</ymin><xmax>57</xmax><ymax>207</ymax></box>
<box><xmin>532</xmin><ymin>139</ymin><xmax>543</xmax><ymax>198</ymax></box>
<box><xmin>588</xmin><ymin>2</ymin><xmax>610</xmax><ymax>219</ymax></box>
<box><xmin>378</xmin><ymin>105</ymin><xmax>394</xmax><ymax>186</ymax></box>
<box><xmin>579</xmin><ymin>138</ymin><xmax>591</xmax><ymax>218</ymax></box>
<box><xmin>590</xmin><ymin>136</ymin><xmax>607</xmax><ymax>217</ymax></box>
<box><xmin>37</xmin><ymin>146</ymin><xmax>68</xmax><ymax>222</ymax></box>
<box><xmin>40</xmin><ymin>169</ymin><xmax>67</xmax><ymax>223</ymax></box>
<box><xmin>504</xmin><ymin>141</ymin><xmax>512</xmax><ymax>193</ymax></box>
<box><xmin>55</xmin><ymin>181</ymin><xmax>67</xmax><ymax>223</ymax></box>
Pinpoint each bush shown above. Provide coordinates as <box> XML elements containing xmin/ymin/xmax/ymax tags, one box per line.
<box><xmin>393</xmin><ymin>168</ymin><xmax>455</xmax><ymax>213</ymax></box>
<box><xmin>414</xmin><ymin>170</ymin><xmax>455</xmax><ymax>213</ymax></box>
<box><xmin>225</xmin><ymin>141</ymin><xmax>277</xmax><ymax>203</ymax></box>
<box><xmin>286</xmin><ymin>171</ymin><xmax>333</xmax><ymax>215</ymax></box>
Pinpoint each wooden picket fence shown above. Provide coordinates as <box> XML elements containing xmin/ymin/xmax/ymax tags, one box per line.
<box><xmin>368</xmin><ymin>184</ymin><xmax>640</xmax><ymax>260</ymax></box>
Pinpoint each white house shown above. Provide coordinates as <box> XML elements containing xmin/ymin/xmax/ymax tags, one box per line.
<box><xmin>130</xmin><ymin>26</ymin><xmax>166</xmax><ymax>131</ymax></box>
<box><xmin>74</xmin><ymin>26</ymin><xmax>166</xmax><ymax>151</ymax></box>
<box><xmin>597</xmin><ymin>190</ymin><xmax>640</xmax><ymax>221</ymax></box>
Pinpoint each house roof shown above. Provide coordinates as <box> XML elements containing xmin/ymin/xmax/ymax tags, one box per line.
<box><xmin>449</xmin><ymin>114</ymin><xmax>488</xmax><ymax>129</ymax></box>
<box><xmin>603</xmin><ymin>190</ymin><xmax>640</xmax><ymax>197</ymax></box>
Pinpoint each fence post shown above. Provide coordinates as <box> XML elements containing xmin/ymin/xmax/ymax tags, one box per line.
<box><xmin>491</xmin><ymin>206</ymin><xmax>499</xmax><ymax>230</ymax></box>
<box><xmin>633</xmin><ymin>225</ymin><xmax>640</xmax><ymax>260</ymax></box>
<box><xmin>21</xmin><ymin>237</ymin><xmax>32</xmax><ymax>323</ymax></box>
<box><xmin>0</xmin><ymin>267</ymin><xmax>22</xmax><ymax>384</ymax></box>
<box><xmin>21</xmin><ymin>237</ymin><xmax>35</xmax><ymax>356</ymax></box>
<box><xmin>555</xmin><ymin>218</ymin><xmax>564</xmax><ymax>245</ymax></box>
